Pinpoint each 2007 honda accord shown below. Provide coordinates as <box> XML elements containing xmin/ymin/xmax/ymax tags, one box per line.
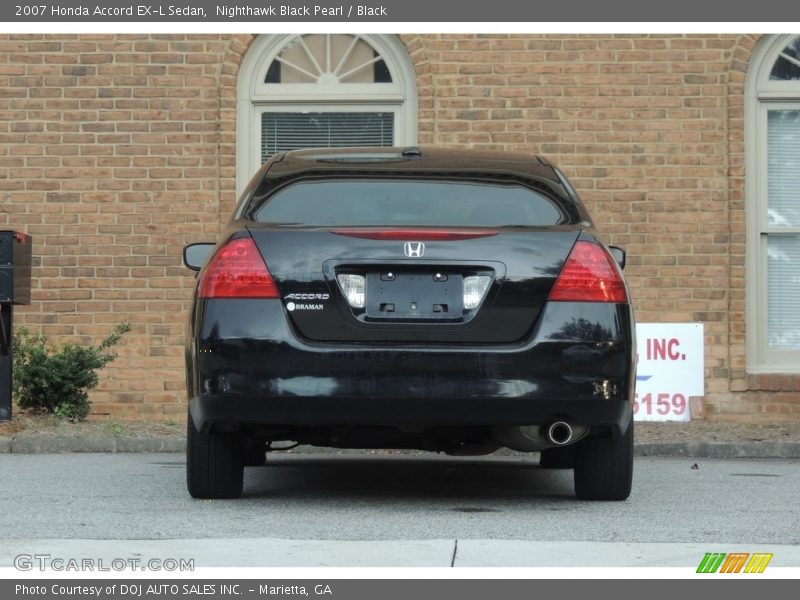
<box><xmin>182</xmin><ymin>147</ymin><xmax>636</xmax><ymax>500</ymax></box>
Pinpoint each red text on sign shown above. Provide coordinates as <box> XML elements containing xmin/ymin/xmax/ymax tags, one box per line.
<box><xmin>633</xmin><ymin>392</ymin><xmax>687</xmax><ymax>417</ymax></box>
<box><xmin>646</xmin><ymin>338</ymin><xmax>686</xmax><ymax>361</ymax></box>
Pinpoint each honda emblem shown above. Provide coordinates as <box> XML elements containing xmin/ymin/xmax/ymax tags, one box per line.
<box><xmin>403</xmin><ymin>241</ymin><xmax>425</xmax><ymax>258</ymax></box>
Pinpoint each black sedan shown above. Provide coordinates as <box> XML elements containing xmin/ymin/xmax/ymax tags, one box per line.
<box><xmin>183</xmin><ymin>147</ymin><xmax>636</xmax><ymax>500</ymax></box>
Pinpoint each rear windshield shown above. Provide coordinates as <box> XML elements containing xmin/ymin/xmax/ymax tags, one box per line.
<box><xmin>247</xmin><ymin>179</ymin><xmax>566</xmax><ymax>227</ymax></box>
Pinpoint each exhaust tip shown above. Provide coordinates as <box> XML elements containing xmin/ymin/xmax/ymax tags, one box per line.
<box><xmin>547</xmin><ymin>421</ymin><xmax>573</xmax><ymax>445</ymax></box>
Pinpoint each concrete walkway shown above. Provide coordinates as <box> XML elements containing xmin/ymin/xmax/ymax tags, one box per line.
<box><xmin>2</xmin><ymin>538</ymin><xmax>799</xmax><ymax>568</ymax></box>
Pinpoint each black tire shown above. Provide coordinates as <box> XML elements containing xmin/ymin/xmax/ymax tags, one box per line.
<box><xmin>186</xmin><ymin>412</ymin><xmax>244</xmax><ymax>499</ymax></box>
<box><xmin>573</xmin><ymin>419</ymin><xmax>633</xmax><ymax>501</ymax></box>
<box><xmin>540</xmin><ymin>444</ymin><xmax>578</xmax><ymax>469</ymax></box>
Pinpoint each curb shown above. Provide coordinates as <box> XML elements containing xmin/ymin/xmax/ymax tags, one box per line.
<box><xmin>634</xmin><ymin>442</ymin><xmax>800</xmax><ymax>459</ymax></box>
<box><xmin>1</xmin><ymin>436</ymin><xmax>799</xmax><ymax>458</ymax></box>
<box><xmin>0</xmin><ymin>435</ymin><xmax>185</xmax><ymax>454</ymax></box>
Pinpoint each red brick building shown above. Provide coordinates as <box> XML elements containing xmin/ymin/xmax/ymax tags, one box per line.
<box><xmin>1</xmin><ymin>33</ymin><xmax>799</xmax><ymax>420</ymax></box>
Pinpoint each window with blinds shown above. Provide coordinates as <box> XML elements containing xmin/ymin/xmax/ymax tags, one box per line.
<box><xmin>747</xmin><ymin>35</ymin><xmax>800</xmax><ymax>369</ymax></box>
<box><xmin>766</xmin><ymin>110</ymin><xmax>800</xmax><ymax>350</ymax></box>
<box><xmin>260</xmin><ymin>112</ymin><xmax>394</xmax><ymax>161</ymax></box>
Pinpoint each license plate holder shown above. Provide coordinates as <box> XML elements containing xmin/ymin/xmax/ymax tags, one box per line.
<box><xmin>365</xmin><ymin>272</ymin><xmax>464</xmax><ymax>320</ymax></box>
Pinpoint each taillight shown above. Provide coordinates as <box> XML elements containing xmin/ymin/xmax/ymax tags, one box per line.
<box><xmin>463</xmin><ymin>275</ymin><xmax>491</xmax><ymax>309</ymax></box>
<box><xmin>548</xmin><ymin>241</ymin><xmax>627</xmax><ymax>303</ymax></box>
<box><xmin>198</xmin><ymin>237</ymin><xmax>279</xmax><ymax>299</ymax></box>
<box><xmin>336</xmin><ymin>274</ymin><xmax>366</xmax><ymax>309</ymax></box>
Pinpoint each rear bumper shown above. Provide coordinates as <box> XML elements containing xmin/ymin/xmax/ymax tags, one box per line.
<box><xmin>187</xmin><ymin>299</ymin><xmax>636</xmax><ymax>435</ymax></box>
<box><xmin>190</xmin><ymin>393</ymin><xmax>632</xmax><ymax>434</ymax></box>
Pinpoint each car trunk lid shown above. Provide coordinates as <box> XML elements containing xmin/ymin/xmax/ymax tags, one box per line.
<box><xmin>246</xmin><ymin>225</ymin><xmax>581</xmax><ymax>344</ymax></box>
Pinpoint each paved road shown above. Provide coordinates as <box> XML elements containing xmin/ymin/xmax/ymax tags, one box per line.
<box><xmin>1</xmin><ymin>453</ymin><xmax>798</xmax><ymax>567</ymax></box>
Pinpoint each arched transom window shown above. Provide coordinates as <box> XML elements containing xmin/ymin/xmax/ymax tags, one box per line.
<box><xmin>264</xmin><ymin>34</ymin><xmax>394</xmax><ymax>85</ymax></box>
<box><xmin>236</xmin><ymin>34</ymin><xmax>418</xmax><ymax>194</ymax></box>
<box><xmin>769</xmin><ymin>36</ymin><xmax>800</xmax><ymax>80</ymax></box>
<box><xmin>747</xmin><ymin>34</ymin><xmax>800</xmax><ymax>371</ymax></box>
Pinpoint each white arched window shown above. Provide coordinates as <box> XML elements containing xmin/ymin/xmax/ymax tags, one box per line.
<box><xmin>746</xmin><ymin>34</ymin><xmax>800</xmax><ymax>371</ymax></box>
<box><xmin>236</xmin><ymin>34</ymin><xmax>418</xmax><ymax>194</ymax></box>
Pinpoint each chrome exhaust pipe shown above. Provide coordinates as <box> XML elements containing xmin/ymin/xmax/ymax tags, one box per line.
<box><xmin>546</xmin><ymin>421</ymin><xmax>573</xmax><ymax>445</ymax></box>
<box><xmin>492</xmin><ymin>421</ymin><xmax>587</xmax><ymax>452</ymax></box>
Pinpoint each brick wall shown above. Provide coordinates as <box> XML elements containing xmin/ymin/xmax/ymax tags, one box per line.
<box><xmin>0</xmin><ymin>34</ymin><xmax>228</xmax><ymax>419</ymax></box>
<box><xmin>1</xmin><ymin>33</ymin><xmax>797</xmax><ymax>421</ymax></box>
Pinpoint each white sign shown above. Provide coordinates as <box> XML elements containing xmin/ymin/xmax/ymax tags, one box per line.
<box><xmin>634</xmin><ymin>323</ymin><xmax>704</xmax><ymax>422</ymax></box>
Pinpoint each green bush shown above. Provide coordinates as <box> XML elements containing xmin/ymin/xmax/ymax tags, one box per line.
<box><xmin>12</xmin><ymin>322</ymin><xmax>131</xmax><ymax>421</ymax></box>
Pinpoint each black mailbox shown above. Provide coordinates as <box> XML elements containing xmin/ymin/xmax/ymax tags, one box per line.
<box><xmin>1</xmin><ymin>230</ymin><xmax>31</xmax><ymax>421</ymax></box>
<box><xmin>0</xmin><ymin>231</ymin><xmax>32</xmax><ymax>305</ymax></box>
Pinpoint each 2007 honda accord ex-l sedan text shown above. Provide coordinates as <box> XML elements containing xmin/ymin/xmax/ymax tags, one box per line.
<box><xmin>182</xmin><ymin>147</ymin><xmax>636</xmax><ymax>501</ymax></box>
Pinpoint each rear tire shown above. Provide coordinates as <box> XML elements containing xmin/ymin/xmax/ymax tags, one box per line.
<box><xmin>573</xmin><ymin>419</ymin><xmax>633</xmax><ymax>501</ymax></box>
<box><xmin>186</xmin><ymin>412</ymin><xmax>244</xmax><ymax>499</ymax></box>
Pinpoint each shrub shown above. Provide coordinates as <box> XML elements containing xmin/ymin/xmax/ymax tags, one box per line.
<box><xmin>12</xmin><ymin>322</ymin><xmax>131</xmax><ymax>421</ymax></box>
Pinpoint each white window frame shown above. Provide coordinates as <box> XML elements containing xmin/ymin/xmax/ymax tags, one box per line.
<box><xmin>236</xmin><ymin>34</ymin><xmax>418</xmax><ymax>196</ymax></box>
<box><xmin>746</xmin><ymin>34</ymin><xmax>800</xmax><ymax>372</ymax></box>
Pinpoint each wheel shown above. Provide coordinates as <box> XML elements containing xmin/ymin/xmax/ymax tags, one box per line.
<box><xmin>540</xmin><ymin>444</ymin><xmax>578</xmax><ymax>469</ymax></box>
<box><xmin>186</xmin><ymin>412</ymin><xmax>244</xmax><ymax>499</ymax></box>
<box><xmin>573</xmin><ymin>419</ymin><xmax>633</xmax><ymax>501</ymax></box>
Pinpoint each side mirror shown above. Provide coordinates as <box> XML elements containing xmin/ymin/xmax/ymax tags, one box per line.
<box><xmin>608</xmin><ymin>246</ymin><xmax>626</xmax><ymax>270</ymax></box>
<box><xmin>183</xmin><ymin>243</ymin><xmax>215</xmax><ymax>271</ymax></box>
